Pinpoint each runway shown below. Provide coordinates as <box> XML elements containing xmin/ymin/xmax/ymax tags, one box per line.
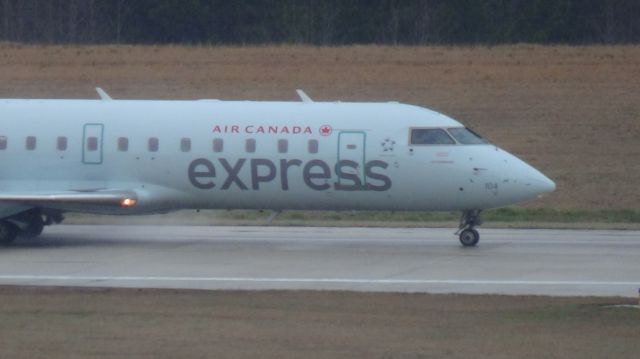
<box><xmin>0</xmin><ymin>225</ymin><xmax>638</xmax><ymax>297</ymax></box>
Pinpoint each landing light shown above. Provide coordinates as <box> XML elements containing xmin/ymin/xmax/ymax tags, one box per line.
<box><xmin>120</xmin><ymin>198</ymin><xmax>137</xmax><ymax>208</ymax></box>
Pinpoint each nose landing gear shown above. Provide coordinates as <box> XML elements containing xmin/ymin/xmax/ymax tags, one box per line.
<box><xmin>456</xmin><ymin>210</ymin><xmax>483</xmax><ymax>247</ymax></box>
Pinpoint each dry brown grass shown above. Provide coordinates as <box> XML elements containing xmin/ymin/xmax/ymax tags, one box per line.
<box><xmin>0</xmin><ymin>287</ymin><xmax>638</xmax><ymax>359</ymax></box>
<box><xmin>0</xmin><ymin>44</ymin><xmax>638</xmax><ymax>210</ymax></box>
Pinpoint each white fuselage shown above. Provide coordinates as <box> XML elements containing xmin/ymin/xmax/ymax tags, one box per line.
<box><xmin>0</xmin><ymin>99</ymin><xmax>555</xmax><ymax>217</ymax></box>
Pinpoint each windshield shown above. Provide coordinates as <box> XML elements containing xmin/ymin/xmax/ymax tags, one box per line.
<box><xmin>447</xmin><ymin>127</ymin><xmax>488</xmax><ymax>145</ymax></box>
<box><xmin>410</xmin><ymin>128</ymin><xmax>456</xmax><ymax>145</ymax></box>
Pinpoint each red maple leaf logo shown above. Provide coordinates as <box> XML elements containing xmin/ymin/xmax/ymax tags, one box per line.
<box><xmin>319</xmin><ymin>125</ymin><xmax>332</xmax><ymax>136</ymax></box>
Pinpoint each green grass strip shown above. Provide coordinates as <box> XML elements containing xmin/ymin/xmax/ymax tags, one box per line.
<box><xmin>216</xmin><ymin>208</ymin><xmax>640</xmax><ymax>224</ymax></box>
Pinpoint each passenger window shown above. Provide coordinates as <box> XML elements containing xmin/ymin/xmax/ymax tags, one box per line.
<box><xmin>246</xmin><ymin>138</ymin><xmax>256</xmax><ymax>153</ymax></box>
<box><xmin>26</xmin><ymin>136</ymin><xmax>36</xmax><ymax>150</ymax></box>
<box><xmin>118</xmin><ymin>137</ymin><xmax>129</xmax><ymax>151</ymax></box>
<box><xmin>410</xmin><ymin>129</ymin><xmax>455</xmax><ymax>145</ymax></box>
<box><xmin>308</xmin><ymin>139</ymin><xmax>318</xmax><ymax>154</ymax></box>
<box><xmin>181</xmin><ymin>138</ymin><xmax>191</xmax><ymax>152</ymax></box>
<box><xmin>213</xmin><ymin>138</ymin><xmax>223</xmax><ymax>153</ymax></box>
<box><xmin>0</xmin><ymin>136</ymin><xmax>7</xmax><ymax>150</ymax></box>
<box><xmin>448</xmin><ymin>127</ymin><xmax>488</xmax><ymax>145</ymax></box>
<box><xmin>278</xmin><ymin>139</ymin><xmax>288</xmax><ymax>153</ymax></box>
<box><xmin>148</xmin><ymin>137</ymin><xmax>159</xmax><ymax>152</ymax></box>
<box><xmin>87</xmin><ymin>137</ymin><xmax>98</xmax><ymax>151</ymax></box>
<box><xmin>57</xmin><ymin>136</ymin><xmax>67</xmax><ymax>151</ymax></box>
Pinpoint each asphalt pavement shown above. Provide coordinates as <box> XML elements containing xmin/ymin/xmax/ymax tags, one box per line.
<box><xmin>0</xmin><ymin>225</ymin><xmax>638</xmax><ymax>297</ymax></box>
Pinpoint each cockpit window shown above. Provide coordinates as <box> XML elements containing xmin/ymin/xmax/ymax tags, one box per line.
<box><xmin>447</xmin><ymin>127</ymin><xmax>488</xmax><ymax>145</ymax></box>
<box><xmin>410</xmin><ymin>128</ymin><xmax>455</xmax><ymax>145</ymax></box>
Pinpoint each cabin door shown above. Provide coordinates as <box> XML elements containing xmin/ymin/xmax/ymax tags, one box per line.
<box><xmin>337</xmin><ymin>131</ymin><xmax>366</xmax><ymax>187</ymax></box>
<box><xmin>82</xmin><ymin>123</ymin><xmax>104</xmax><ymax>164</ymax></box>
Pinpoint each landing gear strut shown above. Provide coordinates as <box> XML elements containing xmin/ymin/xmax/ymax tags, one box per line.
<box><xmin>20</xmin><ymin>214</ymin><xmax>44</xmax><ymax>238</ymax></box>
<box><xmin>455</xmin><ymin>210</ymin><xmax>483</xmax><ymax>247</ymax></box>
<box><xmin>0</xmin><ymin>209</ymin><xmax>63</xmax><ymax>243</ymax></box>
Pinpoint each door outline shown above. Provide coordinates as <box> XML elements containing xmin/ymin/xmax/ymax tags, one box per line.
<box><xmin>82</xmin><ymin>123</ymin><xmax>104</xmax><ymax>164</ymax></box>
<box><xmin>337</xmin><ymin>131</ymin><xmax>367</xmax><ymax>186</ymax></box>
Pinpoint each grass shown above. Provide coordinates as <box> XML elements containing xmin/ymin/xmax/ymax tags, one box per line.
<box><xmin>63</xmin><ymin>208</ymin><xmax>640</xmax><ymax>229</ymax></box>
<box><xmin>484</xmin><ymin>208</ymin><xmax>640</xmax><ymax>223</ymax></box>
<box><xmin>0</xmin><ymin>286</ymin><xmax>638</xmax><ymax>359</ymax></box>
<box><xmin>216</xmin><ymin>208</ymin><xmax>640</xmax><ymax>223</ymax></box>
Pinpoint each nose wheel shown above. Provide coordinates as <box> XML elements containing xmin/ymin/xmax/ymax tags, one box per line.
<box><xmin>458</xmin><ymin>228</ymin><xmax>480</xmax><ymax>247</ymax></box>
<box><xmin>456</xmin><ymin>210</ymin><xmax>482</xmax><ymax>247</ymax></box>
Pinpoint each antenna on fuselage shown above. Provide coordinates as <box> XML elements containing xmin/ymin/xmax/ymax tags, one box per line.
<box><xmin>296</xmin><ymin>89</ymin><xmax>313</xmax><ymax>103</ymax></box>
<box><xmin>95</xmin><ymin>87</ymin><xmax>113</xmax><ymax>101</ymax></box>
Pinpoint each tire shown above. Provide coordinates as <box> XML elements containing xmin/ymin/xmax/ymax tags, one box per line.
<box><xmin>20</xmin><ymin>216</ymin><xmax>45</xmax><ymax>238</ymax></box>
<box><xmin>459</xmin><ymin>228</ymin><xmax>480</xmax><ymax>247</ymax></box>
<box><xmin>0</xmin><ymin>221</ymin><xmax>19</xmax><ymax>245</ymax></box>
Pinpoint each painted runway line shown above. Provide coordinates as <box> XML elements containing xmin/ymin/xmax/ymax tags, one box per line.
<box><xmin>1</xmin><ymin>275</ymin><xmax>638</xmax><ymax>287</ymax></box>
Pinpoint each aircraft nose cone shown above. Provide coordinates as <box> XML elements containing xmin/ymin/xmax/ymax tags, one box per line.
<box><xmin>525</xmin><ymin>168</ymin><xmax>556</xmax><ymax>197</ymax></box>
<box><xmin>531</xmin><ymin>173</ymin><xmax>556</xmax><ymax>195</ymax></box>
<box><xmin>494</xmin><ymin>148</ymin><xmax>556</xmax><ymax>205</ymax></box>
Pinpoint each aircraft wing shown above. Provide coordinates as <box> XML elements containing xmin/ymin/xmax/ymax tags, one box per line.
<box><xmin>0</xmin><ymin>189</ymin><xmax>138</xmax><ymax>210</ymax></box>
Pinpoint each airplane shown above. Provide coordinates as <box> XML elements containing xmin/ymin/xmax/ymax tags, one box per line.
<box><xmin>0</xmin><ymin>88</ymin><xmax>555</xmax><ymax>247</ymax></box>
